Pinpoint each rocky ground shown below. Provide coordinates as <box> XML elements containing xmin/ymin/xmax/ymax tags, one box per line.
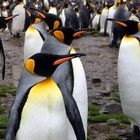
<box><xmin>0</xmin><ymin>30</ymin><xmax>132</xmax><ymax>140</ymax></box>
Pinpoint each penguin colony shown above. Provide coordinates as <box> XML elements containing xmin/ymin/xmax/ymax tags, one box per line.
<box><xmin>0</xmin><ymin>0</ymin><xmax>140</xmax><ymax>139</ymax></box>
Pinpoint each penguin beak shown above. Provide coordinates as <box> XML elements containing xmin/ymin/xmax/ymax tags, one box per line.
<box><xmin>53</xmin><ymin>53</ymin><xmax>86</xmax><ymax>65</ymax></box>
<box><xmin>73</xmin><ymin>28</ymin><xmax>94</xmax><ymax>38</ymax></box>
<box><xmin>107</xmin><ymin>18</ymin><xmax>127</xmax><ymax>27</ymax></box>
<box><xmin>36</xmin><ymin>11</ymin><xmax>46</xmax><ymax>19</ymax></box>
<box><xmin>5</xmin><ymin>14</ymin><xmax>19</xmax><ymax>21</ymax></box>
<box><xmin>73</xmin><ymin>31</ymin><xmax>87</xmax><ymax>38</ymax></box>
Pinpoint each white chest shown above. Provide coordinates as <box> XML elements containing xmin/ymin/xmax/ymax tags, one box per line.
<box><xmin>16</xmin><ymin>78</ymin><xmax>68</xmax><ymax>140</ymax></box>
<box><xmin>118</xmin><ymin>36</ymin><xmax>140</xmax><ymax>125</ymax></box>
<box><xmin>23</xmin><ymin>29</ymin><xmax>43</xmax><ymax>62</ymax></box>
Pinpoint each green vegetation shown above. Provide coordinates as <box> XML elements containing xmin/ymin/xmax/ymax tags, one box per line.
<box><xmin>110</xmin><ymin>93</ymin><xmax>121</xmax><ymax>103</ymax></box>
<box><xmin>0</xmin><ymin>85</ymin><xmax>16</xmax><ymax>96</ymax></box>
<box><xmin>0</xmin><ymin>115</ymin><xmax>8</xmax><ymax>129</ymax></box>
<box><xmin>0</xmin><ymin>129</ymin><xmax>6</xmax><ymax>139</ymax></box>
<box><xmin>88</xmin><ymin>113</ymin><xmax>130</xmax><ymax>124</ymax></box>
<box><xmin>0</xmin><ymin>107</ymin><xmax>5</xmax><ymax>114</ymax></box>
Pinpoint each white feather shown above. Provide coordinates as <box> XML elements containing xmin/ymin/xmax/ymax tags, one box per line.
<box><xmin>118</xmin><ymin>35</ymin><xmax>140</xmax><ymax>126</ymax></box>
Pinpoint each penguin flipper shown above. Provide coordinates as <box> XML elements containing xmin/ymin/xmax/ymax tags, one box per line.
<box><xmin>58</xmin><ymin>82</ymin><xmax>86</xmax><ymax>140</ymax></box>
<box><xmin>0</xmin><ymin>39</ymin><xmax>5</xmax><ymax>79</ymax></box>
<box><xmin>5</xmin><ymin>68</ymin><xmax>45</xmax><ymax>140</ymax></box>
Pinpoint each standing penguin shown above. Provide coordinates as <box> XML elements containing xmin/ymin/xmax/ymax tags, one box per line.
<box><xmin>108</xmin><ymin>19</ymin><xmax>140</xmax><ymax>139</ymax></box>
<box><xmin>109</xmin><ymin>0</ymin><xmax>129</xmax><ymax>48</ymax></box>
<box><xmin>1</xmin><ymin>0</ymin><xmax>9</xmax><ymax>17</ymax></box>
<box><xmin>9</xmin><ymin>0</ymin><xmax>31</xmax><ymax>36</ymax></box>
<box><xmin>99</xmin><ymin>2</ymin><xmax>109</xmax><ymax>33</ymax></box>
<box><xmin>6</xmin><ymin>51</ymin><xmax>86</xmax><ymax>140</ymax></box>
<box><xmin>7</xmin><ymin>18</ymin><xmax>87</xmax><ymax>139</ymax></box>
<box><xmin>48</xmin><ymin>3</ymin><xmax>57</xmax><ymax>15</ymax></box>
<box><xmin>0</xmin><ymin>15</ymin><xmax>18</xmax><ymax>79</ymax></box>
<box><xmin>106</xmin><ymin>0</ymin><xmax>119</xmax><ymax>37</ymax></box>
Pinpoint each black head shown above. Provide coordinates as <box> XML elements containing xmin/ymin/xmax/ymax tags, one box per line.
<box><xmin>27</xmin><ymin>7</ymin><xmax>62</xmax><ymax>30</ymax></box>
<box><xmin>50</xmin><ymin>27</ymin><xmax>89</xmax><ymax>45</ymax></box>
<box><xmin>25</xmin><ymin>53</ymin><xmax>86</xmax><ymax>77</ymax></box>
<box><xmin>24</xmin><ymin>6</ymin><xmax>44</xmax><ymax>24</ymax></box>
<box><xmin>107</xmin><ymin>19</ymin><xmax>140</xmax><ymax>35</ymax></box>
<box><xmin>0</xmin><ymin>15</ymin><xmax>18</xmax><ymax>29</ymax></box>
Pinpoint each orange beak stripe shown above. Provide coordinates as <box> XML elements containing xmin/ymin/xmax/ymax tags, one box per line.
<box><xmin>114</xmin><ymin>21</ymin><xmax>127</xmax><ymax>27</ymax></box>
<box><xmin>5</xmin><ymin>15</ymin><xmax>17</xmax><ymax>20</ymax></box>
<box><xmin>53</xmin><ymin>56</ymin><xmax>74</xmax><ymax>65</ymax></box>
<box><xmin>36</xmin><ymin>11</ymin><xmax>46</xmax><ymax>19</ymax></box>
<box><xmin>73</xmin><ymin>31</ymin><xmax>86</xmax><ymax>37</ymax></box>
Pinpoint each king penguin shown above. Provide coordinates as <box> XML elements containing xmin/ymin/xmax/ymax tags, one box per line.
<box><xmin>99</xmin><ymin>1</ymin><xmax>109</xmax><ymax>33</ymax></box>
<box><xmin>48</xmin><ymin>3</ymin><xmax>57</xmax><ymax>15</ymax></box>
<box><xmin>5</xmin><ymin>51</ymin><xmax>86</xmax><ymax>140</ymax></box>
<box><xmin>108</xmin><ymin>0</ymin><xmax>129</xmax><ymax>48</ymax></box>
<box><xmin>108</xmin><ymin>18</ymin><xmax>140</xmax><ymax>139</ymax></box>
<box><xmin>9</xmin><ymin>0</ymin><xmax>31</xmax><ymax>36</ymax></box>
<box><xmin>9</xmin><ymin>14</ymin><xmax>88</xmax><ymax>139</ymax></box>
<box><xmin>106</xmin><ymin>0</ymin><xmax>119</xmax><ymax>37</ymax></box>
<box><xmin>0</xmin><ymin>15</ymin><xmax>18</xmax><ymax>79</ymax></box>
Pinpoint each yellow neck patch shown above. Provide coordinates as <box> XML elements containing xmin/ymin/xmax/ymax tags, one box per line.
<box><xmin>53</xmin><ymin>30</ymin><xmax>64</xmax><ymax>42</ymax></box>
<box><xmin>20</xmin><ymin>2</ymin><xmax>24</xmax><ymax>7</ymax></box>
<box><xmin>28</xmin><ymin>25</ymin><xmax>36</xmax><ymax>31</ymax></box>
<box><xmin>53</xmin><ymin>20</ymin><xmax>60</xmax><ymax>29</ymax></box>
<box><xmin>25</xmin><ymin>59</ymin><xmax>36</xmax><ymax>75</ymax></box>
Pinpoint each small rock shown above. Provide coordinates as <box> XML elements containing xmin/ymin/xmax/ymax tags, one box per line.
<box><xmin>92</xmin><ymin>78</ymin><xmax>102</xmax><ymax>84</ymax></box>
<box><xmin>98</xmin><ymin>91</ymin><xmax>111</xmax><ymax>97</ymax></box>
<box><xmin>100</xmin><ymin>100</ymin><xmax>123</xmax><ymax>114</ymax></box>
<box><xmin>107</xmin><ymin>119</ymin><xmax>119</xmax><ymax>125</ymax></box>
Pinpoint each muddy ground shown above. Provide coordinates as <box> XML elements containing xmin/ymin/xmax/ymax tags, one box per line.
<box><xmin>0</xmin><ymin>30</ymin><xmax>132</xmax><ymax>140</ymax></box>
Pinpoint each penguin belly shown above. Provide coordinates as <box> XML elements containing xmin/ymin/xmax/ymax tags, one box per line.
<box><xmin>100</xmin><ymin>8</ymin><xmax>109</xmax><ymax>33</ymax></box>
<box><xmin>16</xmin><ymin>78</ymin><xmax>68</xmax><ymax>140</ymax></box>
<box><xmin>23</xmin><ymin>28</ymin><xmax>44</xmax><ymax>62</ymax></box>
<box><xmin>60</xmin><ymin>9</ymin><xmax>66</xmax><ymax>27</ymax></box>
<box><xmin>68</xmin><ymin>49</ymin><xmax>88</xmax><ymax>140</ymax></box>
<box><xmin>118</xmin><ymin>36</ymin><xmax>140</xmax><ymax>126</ymax></box>
<box><xmin>92</xmin><ymin>14</ymin><xmax>100</xmax><ymax>30</ymax></box>
<box><xmin>48</xmin><ymin>7</ymin><xmax>57</xmax><ymax>15</ymax></box>
<box><xmin>106</xmin><ymin>6</ymin><xmax>117</xmax><ymax>37</ymax></box>
<box><xmin>10</xmin><ymin>4</ymin><xmax>25</xmax><ymax>36</ymax></box>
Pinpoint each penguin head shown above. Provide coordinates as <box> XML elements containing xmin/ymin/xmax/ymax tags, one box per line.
<box><xmin>0</xmin><ymin>15</ymin><xmax>18</xmax><ymax>29</ymax></box>
<box><xmin>50</xmin><ymin>27</ymin><xmax>89</xmax><ymax>45</ymax></box>
<box><xmin>25</xmin><ymin>53</ymin><xmax>86</xmax><ymax>77</ymax></box>
<box><xmin>27</xmin><ymin>7</ymin><xmax>62</xmax><ymax>30</ymax></box>
<box><xmin>24</xmin><ymin>6</ymin><xmax>44</xmax><ymax>24</ymax></box>
<box><xmin>107</xmin><ymin>19</ymin><xmax>140</xmax><ymax>35</ymax></box>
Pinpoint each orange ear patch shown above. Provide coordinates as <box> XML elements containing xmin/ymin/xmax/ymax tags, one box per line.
<box><xmin>138</xmin><ymin>22</ymin><xmax>140</xmax><ymax>31</ymax></box>
<box><xmin>25</xmin><ymin>59</ymin><xmax>35</xmax><ymax>75</ymax></box>
<box><xmin>53</xmin><ymin>30</ymin><xmax>64</xmax><ymax>42</ymax></box>
<box><xmin>53</xmin><ymin>56</ymin><xmax>74</xmax><ymax>65</ymax></box>
<box><xmin>53</xmin><ymin>20</ymin><xmax>60</xmax><ymax>29</ymax></box>
<box><xmin>114</xmin><ymin>21</ymin><xmax>127</xmax><ymax>27</ymax></box>
<box><xmin>35</xmin><ymin>18</ymin><xmax>41</xmax><ymax>23</ymax></box>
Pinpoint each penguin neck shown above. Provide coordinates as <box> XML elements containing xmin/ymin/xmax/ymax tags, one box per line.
<box><xmin>41</xmin><ymin>34</ymin><xmax>70</xmax><ymax>55</ymax></box>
